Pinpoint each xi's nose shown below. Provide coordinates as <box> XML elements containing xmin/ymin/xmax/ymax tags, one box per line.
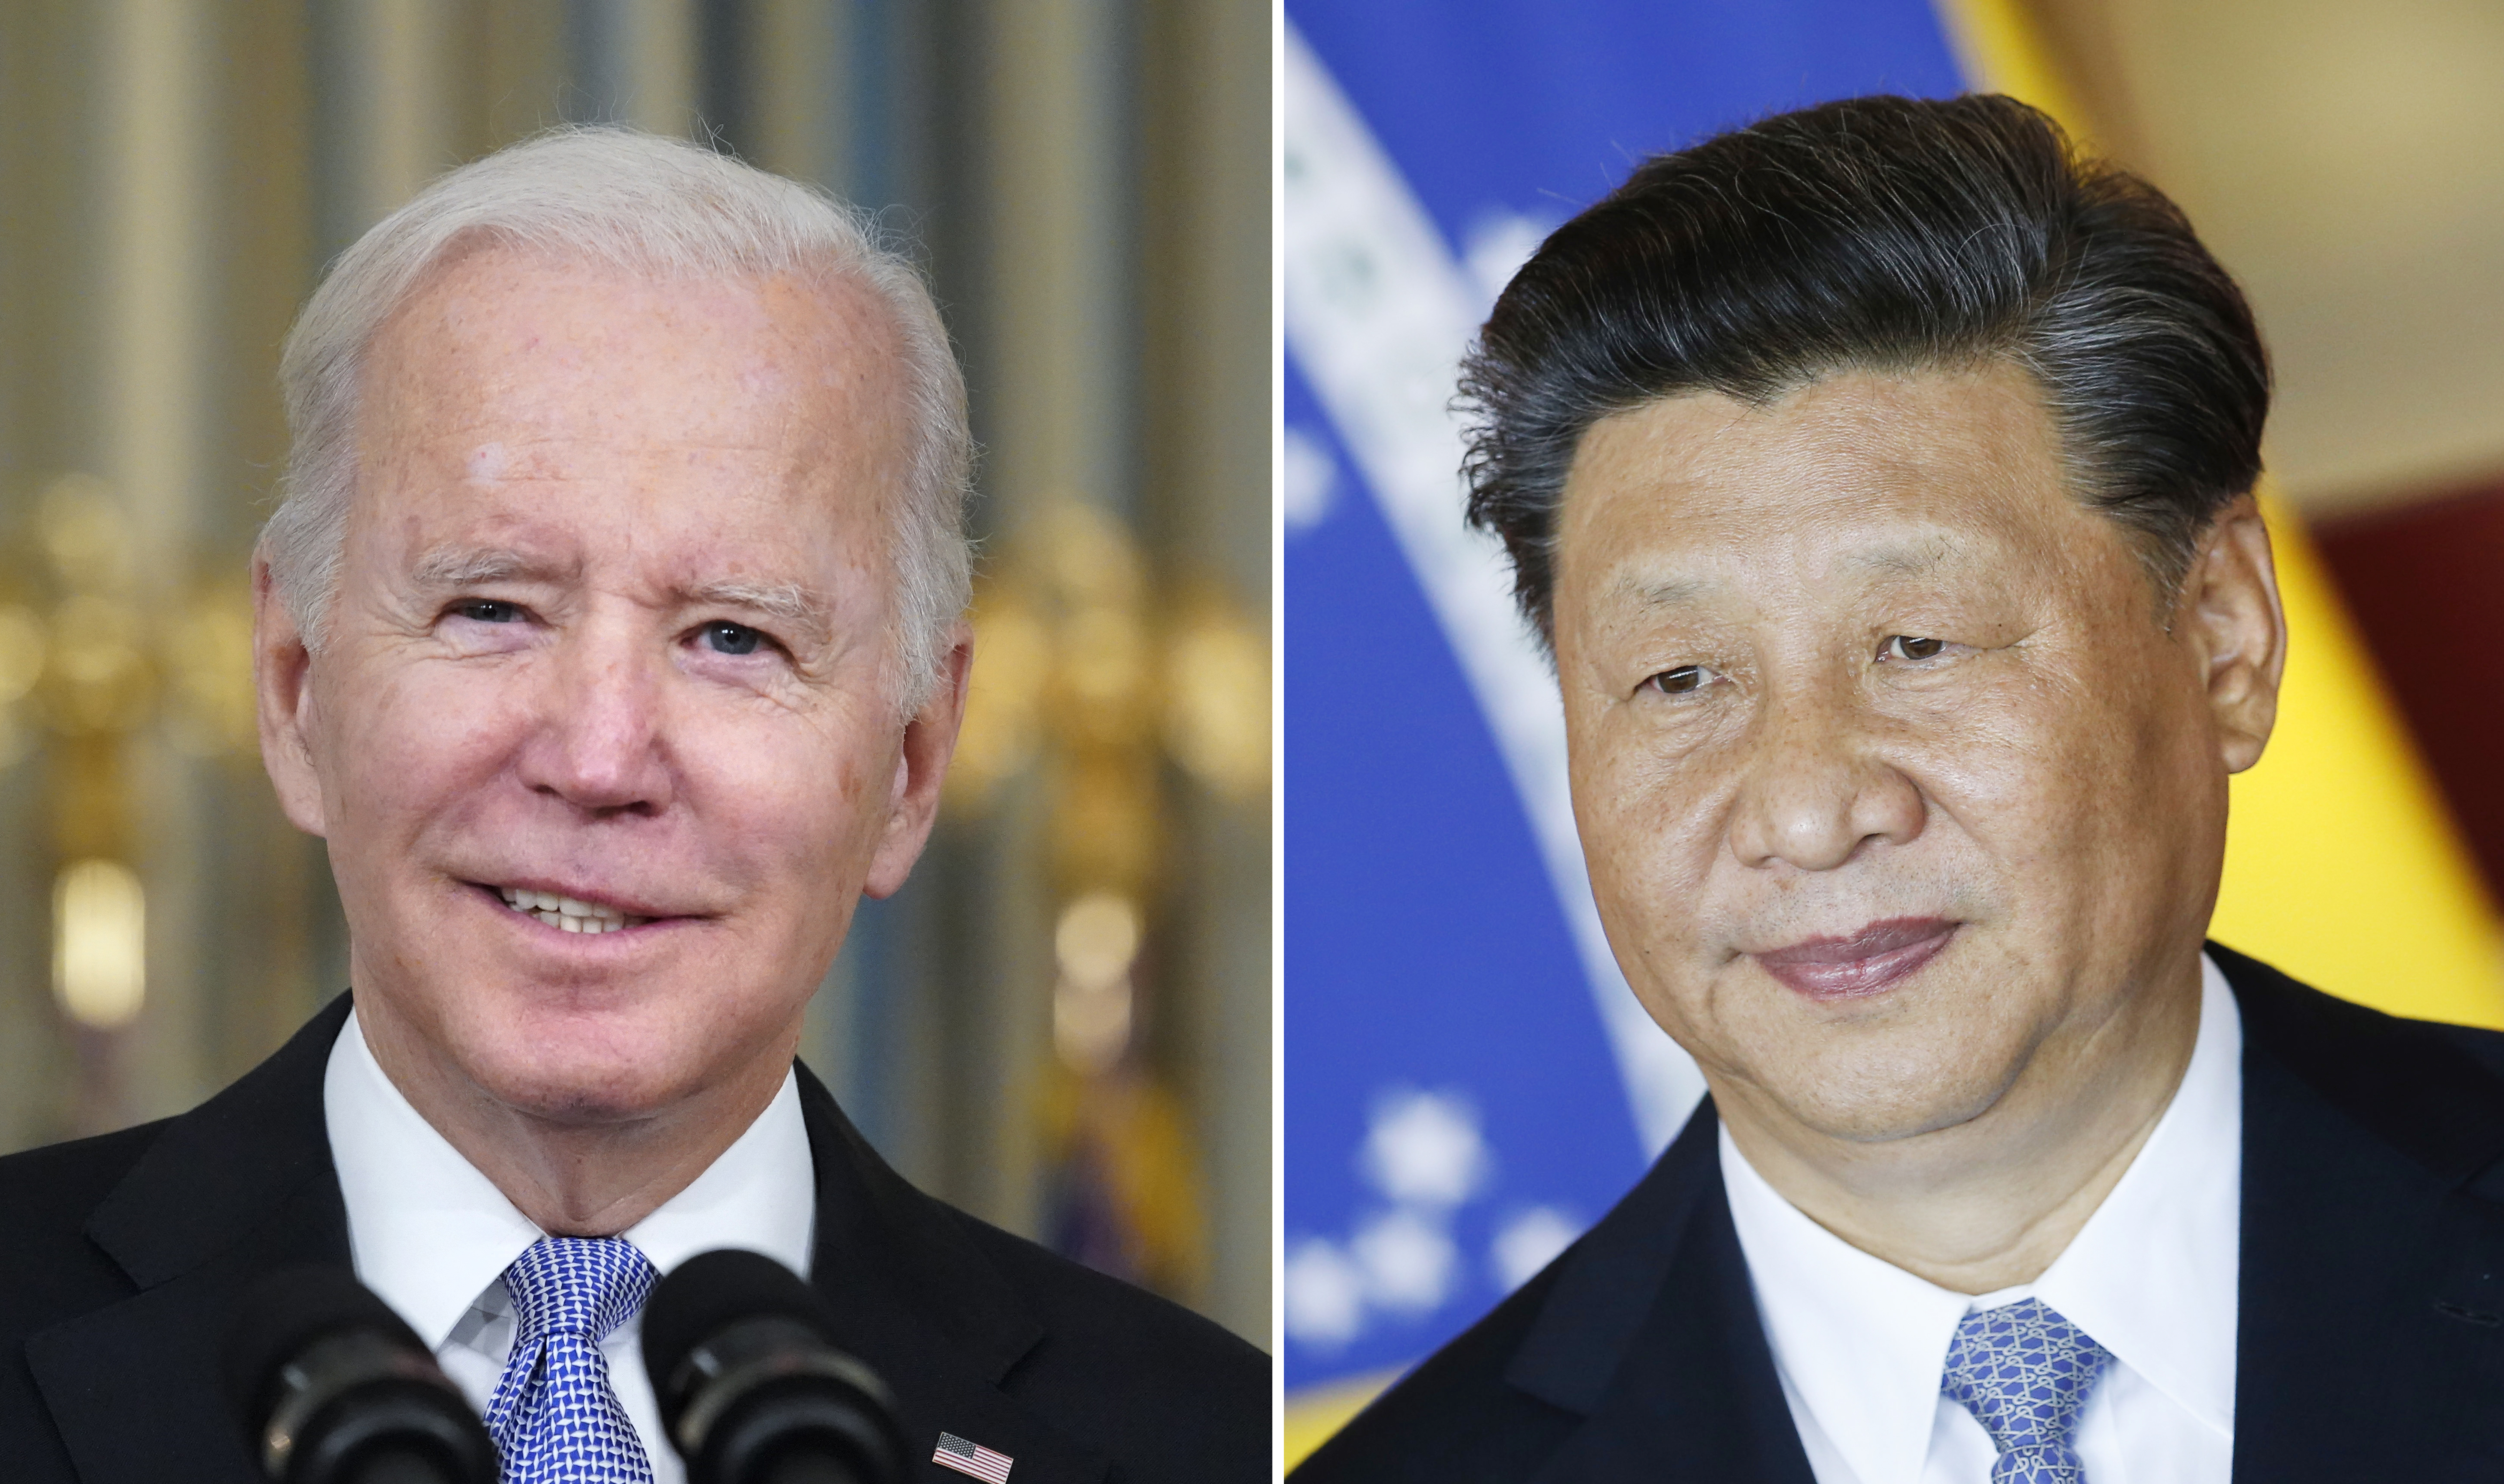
<box><xmin>1726</xmin><ymin>687</ymin><xmax>1923</xmax><ymax>872</ymax></box>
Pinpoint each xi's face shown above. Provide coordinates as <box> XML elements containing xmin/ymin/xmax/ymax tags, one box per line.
<box><xmin>1552</xmin><ymin>365</ymin><xmax>2233</xmax><ymax>1146</ymax></box>
<box><xmin>263</xmin><ymin>246</ymin><xmax>949</xmax><ymax>1126</ymax></box>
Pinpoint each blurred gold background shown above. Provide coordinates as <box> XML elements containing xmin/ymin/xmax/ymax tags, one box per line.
<box><xmin>0</xmin><ymin>0</ymin><xmax>1270</xmax><ymax>1345</ymax></box>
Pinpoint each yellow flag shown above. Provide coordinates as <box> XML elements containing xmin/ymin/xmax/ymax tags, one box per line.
<box><xmin>1934</xmin><ymin>0</ymin><xmax>2504</xmax><ymax>1027</ymax></box>
<box><xmin>2211</xmin><ymin>499</ymin><xmax>2504</xmax><ymax>1023</ymax></box>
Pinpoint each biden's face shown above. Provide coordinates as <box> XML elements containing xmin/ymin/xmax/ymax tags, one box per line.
<box><xmin>257</xmin><ymin>246</ymin><xmax>961</xmax><ymax>1127</ymax></box>
<box><xmin>1551</xmin><ymin>363</ymin><xmax>2273</xmax><ymax>1148</ymax></box>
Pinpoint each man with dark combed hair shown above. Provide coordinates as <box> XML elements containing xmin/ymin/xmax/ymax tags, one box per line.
<box><xmin>1297</xmin><ymin>93</ymin><xmax>2504</xmax><ymax>1483</ymax></box>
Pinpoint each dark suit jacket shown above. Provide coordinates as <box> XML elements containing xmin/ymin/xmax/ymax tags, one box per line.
<box><xmin>0</xmin><ymin>994</ymin><xmax>1266</xmax><ymax>1482</ymax></box>
<box><xmin>1296</xmin><ymin>944</ymin><xmax>2504</xmax><ymax>1481</ymax></box>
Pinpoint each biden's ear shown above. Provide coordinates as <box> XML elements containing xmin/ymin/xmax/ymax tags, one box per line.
<box><xmin>864</xmin><ymin>619</ymin><xmax>974</xmax><ymax>899</ymax></box>
<box><xmin>252</xmin><ymin>550</ymin><xmax>329</xmax><ymax>837</ymax></box>
<box><xmin>2180</xmin><ymin>495</ymin><xmax>2287</xmax><ymax>775</ymax></box>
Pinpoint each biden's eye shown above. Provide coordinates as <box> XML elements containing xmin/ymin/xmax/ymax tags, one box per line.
<box><xmin>1645</xmin><ymin>664</ymin><xmax>1716</xmax><ymax>696</ymax></box>
<box><xmin>1882</xmin><ymin>635</ymin><xmax>1948</xmax><ymax>662</ymax></box>
<box><xmin>454</xmin><ymin>600</ymin><xmax>523</xmax><ymax>625</ymax></box>
<box><xmin>701</xmin><ymin>621</ymin><xmax>765</xmax><ymax>656</ymax></box>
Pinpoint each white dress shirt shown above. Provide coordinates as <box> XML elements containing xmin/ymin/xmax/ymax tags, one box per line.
<box><xmin>323</xmin><ymin>1008</ymin><xmax>817</xmax><ymax>1484</ymax></box>
<box><xmin>1722</xmin><ymin>953</ymin><xmax>2241</xmax><ymax>1484</ymax></box>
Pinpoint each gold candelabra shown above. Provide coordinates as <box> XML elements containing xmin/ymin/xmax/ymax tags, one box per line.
<box><xmin>10</xmin><ymin>473</ymin><xmax>255</xmax><ymax>1127</ymax></box>
<box><xmin>946</xmin><ymin>498</ymin><xmax>1268</xmax><ymax>1297</ymax></box>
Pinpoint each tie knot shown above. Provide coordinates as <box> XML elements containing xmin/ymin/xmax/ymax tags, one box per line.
<box><xmin>1940</xmin><ymin>1297</ymin><xmax>2115</xmax><ymax>1476</ymax></box>
<box><xmin>503</xmin><ymin>1236</ymin><xmax>656</xmax><ymax>1345</ymax></box>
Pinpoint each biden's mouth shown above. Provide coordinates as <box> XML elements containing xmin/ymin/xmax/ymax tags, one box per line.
<box><xmin>494</xmin><ymin>885</ymin><xmax>652</xmax><ymax>934</ymax></box>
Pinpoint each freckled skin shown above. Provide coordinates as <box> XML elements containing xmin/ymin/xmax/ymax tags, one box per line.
<box><xmin>252</xmin><ymin>246</ymin><xmax>969</xmax><ymax>1235</ymax></box>
<box><xmin>1552</xmin><ymin>365</ymin><xmax>2285</xmax><ymax>1291</ymax></box>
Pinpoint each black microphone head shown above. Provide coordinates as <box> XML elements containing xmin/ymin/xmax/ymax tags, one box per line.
<box><xmin>223</xmin><ymin>1267</ymin><xmax>430</xmax><ymax>1434</ymax></box>
<box><xmin>642</xmin><ymin>1248</ymin><xmax>838</xmax><ymax>1388</ymax></box>
<box><xmin>222</xmin><ymin>1265</ymin><xmax>495</xmax><ymax>1484</ymax></box>
<box><xmin>643</xmin><ymin>1249</ymin><xmax>906</xmax><ymax>1484</ymax></box>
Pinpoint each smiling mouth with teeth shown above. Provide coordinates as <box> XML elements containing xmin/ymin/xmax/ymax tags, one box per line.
<box><xmin>497</xmin><ymin>886</ymin><xmax>652</xmax><ymax>934</ymax></box>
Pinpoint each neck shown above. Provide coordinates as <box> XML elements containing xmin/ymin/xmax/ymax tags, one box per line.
<box><xmin>1717</xmin><ymin>957</ymin><xmax>2205</xmax><ymax>1295</ymax></box>
<box><xmin>355</xmin><ymin>997</ymin><xmax>793</xmax><ymax>1238</ymax></box>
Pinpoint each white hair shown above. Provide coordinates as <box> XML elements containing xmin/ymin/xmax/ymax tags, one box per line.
<box><xmin>262</xmin><ymin>126</ymin><xmax>972</xmax><ymax>712</ymax></box>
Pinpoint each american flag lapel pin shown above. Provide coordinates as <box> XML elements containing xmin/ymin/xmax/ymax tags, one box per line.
<box><xmin>933</xmin><ymin>1431</ymin><xmax>1014</xmax><ymax>1483</ymax></box>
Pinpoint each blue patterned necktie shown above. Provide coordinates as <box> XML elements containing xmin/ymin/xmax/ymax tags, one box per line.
<box><xmin>1939</xmin><ymin>1297</ymin><xmax>2117</xmax><ymax>1484</ymax></box>
<box><xmin>483</xmin><ymin>1236</ymin><xmax>659</xmax><ymax>1483</ymax></box>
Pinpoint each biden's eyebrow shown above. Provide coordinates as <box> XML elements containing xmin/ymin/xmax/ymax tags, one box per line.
<box><xmin>408</xmin><ymin>545</ymin><xmax>573</xmax><ymax>589</ymax></box>
<box><xmin>683</xmin><ymin>578</ymin><xmax>835</xmax><ymax>647</ymax></box>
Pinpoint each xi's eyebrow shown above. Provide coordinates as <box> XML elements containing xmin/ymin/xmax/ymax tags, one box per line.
<box><xmin>1842</xmin><ymin>535</ymin><xmax>1960</xmax><ymax>577</ymax></box>
<box><xmin>683</xmin><ymin>578</ymin><xmax>835</xmax><ymax>648</ymax></box>
<box><xmin>1613</xmin><ymin>572</ymin><xmax>1716</xmax><ymax>609</ymax></box>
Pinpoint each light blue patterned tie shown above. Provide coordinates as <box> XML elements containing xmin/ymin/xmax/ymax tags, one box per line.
<box><xmin>484</xmin><ymin>1236</ymin><xmax>658</xmax><ymax>1483</ymax></box>
<box><xmin>1939</xmin><ymin>1297</ymin><xmax>2116</xmax><ymax>1484</ymax></box>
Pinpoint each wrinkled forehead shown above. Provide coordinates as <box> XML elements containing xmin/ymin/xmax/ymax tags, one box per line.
<box><xmin>1554</xmin><ymin>365</ymin><xmax>2088</xmax><ymax>595</ymax></box>
<box><xmin>354</xmin><ymin>242</ymin><xmax>912</xmax><ymax>486</ymax></box>
<box><xmin>333</xmin><ymin>247</ymin><xmax>919</xmax><ymax>614</ymax></box>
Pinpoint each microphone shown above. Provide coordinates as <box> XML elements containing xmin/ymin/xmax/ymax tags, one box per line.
<box><xmin>641</xmin><ymin>1249</ymin><xmax>907</xmax><ymax>1484</ymax></box>
<box><xmin>223</xmin><ymin>1265</ymin><xmax>498</xmax><ymax>1484</ymax></box>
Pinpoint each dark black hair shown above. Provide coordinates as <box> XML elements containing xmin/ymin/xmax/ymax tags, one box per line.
<box><xmin>1458</xmin><ymin>93</ymin><xmax>2270</xmax><ymax>649</ymax></box>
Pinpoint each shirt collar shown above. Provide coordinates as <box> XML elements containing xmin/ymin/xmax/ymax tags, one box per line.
<box><xmin>324</xmin><ymin>1006</ymin><xmax>817</xmax><ymax>1350</ymax></box>
<box><xmin>1720</xmin><ymin>951</ymin><xmax>2241</xmax><ymax>1484</ymax></box>
<box><xmin>2028</xmin><ymin>951</ymin><xmax>2240</xmax><ymax>1434</ymax></box>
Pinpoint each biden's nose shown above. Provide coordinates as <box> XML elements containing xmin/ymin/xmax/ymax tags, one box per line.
<box><xmin>515</xmin><ymin>629</ymin><xmax>676</xmax><ymax>816</ymax></box>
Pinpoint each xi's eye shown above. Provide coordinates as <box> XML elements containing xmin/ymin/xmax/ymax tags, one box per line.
<box><xmin>454</xmin><ymin>600</ymin><xmax>522</xmax><ymax>624</ymax></box>
<box><xmin>1645</xmin><ymin>664</ymin><xmax>1715</xmax><ymax>696</ymax></box>
<box><xmin>1882</xmin><ymin>635</ymin><xmax>1948</xmax><ymax>661</ymax></box>
<box><xmin>702</xmin><ymin>621</ymin><xmax>765</xmax><ymax>656</ymax></box>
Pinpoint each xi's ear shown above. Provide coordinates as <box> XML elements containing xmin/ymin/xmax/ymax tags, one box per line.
<box><xmin>2179</xmin><ymin>495</ymin><xmax>2287</xmax><ymax>775</ymax></box>
<box><xmin>253</xmin><ymin>549</ymin><xmax>329</xmax><ymax>837</ymax></box>
<box><xmin>864</xmin><ymin>620</ymin><xmax>974</xmax><ymax>899</ymax></box>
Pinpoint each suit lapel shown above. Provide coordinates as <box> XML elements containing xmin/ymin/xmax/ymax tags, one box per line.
<box><xmin>1386</xmin><ymin>947</ymin><xmax>2504</xmax><ymax>1481</ymax></box>
<box><xmin>1506</xmin><ymin>1104</ymin><xmax>1815</xmax><ymax>1484</ymax></box>
<box><xmin>793</xmin><ymin>1067</ymin><xmax>1110</xmax><ymax>1484</ymax></box>
<box><xmin>25</xmin><ymin>995</ymin><xmax>354</xmax><ymax>1482</ymax></box>
<box><xmin>2221</xmin><ymin>945</ymin><xmax>2504</xmax><ymax>1478</ymax></box>
<box><xmin>25</xmin><ymin>1007</ymin><xmax>1116</xmax><ymax>1483</ymax></box>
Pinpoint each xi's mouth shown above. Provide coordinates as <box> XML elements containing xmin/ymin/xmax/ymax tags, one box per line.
<box><xmin>492</xmin><ymin>884</ymin><xmax>652</xmax><ymax>935</ymax></box>
<box><xmin>1749</xmin><ymin>916</ymin><xmax>1959</xmax><ymax>1000</ymax></box>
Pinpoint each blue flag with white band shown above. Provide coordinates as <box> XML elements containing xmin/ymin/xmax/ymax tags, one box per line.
<box><xmin>1283</xmin><ymin>0</ymin><xmax>1968</xmax><ymax>1402</ymax></box>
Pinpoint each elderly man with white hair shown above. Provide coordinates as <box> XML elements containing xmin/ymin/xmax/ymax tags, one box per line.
<box><xmin>0</xmin><ymin>129</ymin><xmax>1265</xmax><ymax>1483</ymax></box>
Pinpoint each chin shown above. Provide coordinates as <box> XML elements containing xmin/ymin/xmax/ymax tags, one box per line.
<box><xmin>1794</xmin><ymin>1088</ymin><xmax>2005</xmax><ymax>1146</ymax></box>
<box><xmin>475</xmin><ymin>1047</ymin><xmax>702</xmax><ymax>1126</ymax></box>
<box><xmin>1766</xmin><ymin>1036</ymin><xmax>2026</xmax><ymax>1146</ymax></box>
<box><xmin>457</xmin><ymin>1003</ymin><xmax>717</xmax><ymax>1126</ymax></box>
